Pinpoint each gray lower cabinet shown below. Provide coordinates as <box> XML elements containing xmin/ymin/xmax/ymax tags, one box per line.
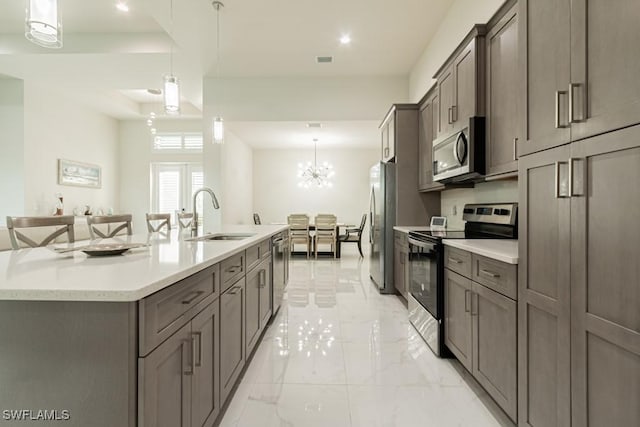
<box><xmin>485</xmin><ymin>1</ymin><xmax>519</xmax><ymax>176</ymax></box>
<box><xmin>445</xmin><ymin>251</ymin><xmax>518</xmax><ymax>422</ymax></box>
<box><xmin>393</xmin><ymin>232</ymin><xmax>408</xmax><ymax>298</ymax></box>
<box><xmin>139</xmin><ymin>300</ymin><xmax>221</xmax><ymax>427</ymax></box>
<box><xmin>246</xmin><ymin>257</ymin><xmax>272</xmax><ymax>356</ymax></box>
<box><xmin>471</xmin><ymin>281</ymin><xmax>517</xmax><ymax>421</ymax></box>
<box><xmin>220</xmin><ymin>278</ymin><xmax>246</xmax><ymax>406</ymax></box>
<box><xmin>444</xmin><ymin>269</ymin><xmax>473</xmax><ymax>371</ymax></box>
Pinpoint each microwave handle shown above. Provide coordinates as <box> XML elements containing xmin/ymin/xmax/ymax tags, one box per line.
<box><xmin>453</xmin><ymin>132</ymin><xmax>468</xmax><ymax>165</ymax></box>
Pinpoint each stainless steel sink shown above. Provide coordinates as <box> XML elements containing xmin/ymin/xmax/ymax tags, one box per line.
<box><xmin>186</xmin><ymin>233</ymin><xmax>256</xmax><ymax>242</ymax></box>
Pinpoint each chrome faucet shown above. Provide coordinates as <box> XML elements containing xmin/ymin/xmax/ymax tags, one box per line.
<box><xmin>191</xmin><ymin>187</ymin><xmax>220</xmax><ymax>236</ymax></box>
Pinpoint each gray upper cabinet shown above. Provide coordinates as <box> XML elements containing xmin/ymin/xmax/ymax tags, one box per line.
<box><xmin>381</xmin><ymin>114</ymin><xmax>395</xmax><ymax>161</ymax></box>
<box><xmin>434</xmin><ymin>26</ymin><xmax>486</xmax><ymax>144</ymax></box>
<box><xmin>518</xmin><ymin>144</ymin><xmax>572</xmax><ymax>427</ymax></box>
<box><xmin>569</xmin><ymin>0</ymin><xmax>640</xmax><ymax>141</ymax></box>
<box><xmin>518</xmin><ymin>0</ymin><xmax>571</xmax><ymax>156</ymax></box>
<box><xmin>569</xmin><ymin>125</ymin><xmax>640</xmax><ymax>427</ymax></box>
<box><xmin>418</xmin><ymin>87</ymin><xmax>445</xmax><ymax>192</ymax></box>
<box><xmin>444</xmin><ymin>269</ymin><xmax>473</xmax><ymax>372</ymax></box>
<box><xmin>485</xmin><ymin>2</ymin><xmax>519</xmax><ymax>177</ymax></box>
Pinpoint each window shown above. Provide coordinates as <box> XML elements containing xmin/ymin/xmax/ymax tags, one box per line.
<box><xmin>152</xmin><ymin>132</ymin><xmax>203</xmax><ymax>153</ymax></box>
<box><xmin>151</xmin><ymin>163</ymin><xmax>203</xmax><ymax>218</ymax></box>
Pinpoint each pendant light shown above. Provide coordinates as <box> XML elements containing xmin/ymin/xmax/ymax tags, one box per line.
<box><xmin>164</xmin><ymin>0</ymin><xmax>180</xmax><ymax>115</ymax></box>
<box><xmin>211</xmin><ymin>1</ymin><xmax>224</xmax><ymax>144</ymax></box>
<box><xmin>25</xmin><ymin>0</ymin><xmax>63</xmax><ymax>48</ymax></box>
<box><xmin>297</xmin><ymin>138</ymin><xmax>335</xmax><ymax>189</ymax></box>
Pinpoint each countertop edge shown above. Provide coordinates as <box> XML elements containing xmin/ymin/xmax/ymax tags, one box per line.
<box><xmin>442</xmin><ymin>239</ymin><xmax>519</xmax><ymax>265</ymax></box>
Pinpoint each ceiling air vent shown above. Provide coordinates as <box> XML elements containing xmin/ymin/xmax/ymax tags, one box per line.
<box><xmin>306</xmin><ymin>123</ymin><xmax>322</xmax><ymax>128</ymax></box>
<box><xmin>316</xmin><ymin>56</ymin><xmax>333</xmax><ymax>64</ymax></box>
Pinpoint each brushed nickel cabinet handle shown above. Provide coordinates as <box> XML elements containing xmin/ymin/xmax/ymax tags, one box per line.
<box><xmin>555</xmin><ymin>90</ymin><xmax>569</xmax><ymax>128</ymax></box>
<box><xmin>513</xmin><ymin>137</ymin><xmax>518</xmax><ymax>161</ymax></box>
<box><xmin>192</xmin><ymin>332</ymin><xmax>202</xmax><ymax>367</ymax></box>
<box><xmin>471</xmin><ymin>293</ymin><xmax>479</xmax><ymax>316</ymax></box>
<box><xmin>452</xmin><ymin>105</ymin><xmax>457</xmax><ymax>122</ymax></box>
<box><xmin>182</xmin><ymin>290</ymin><xmax>205</xmax><ymax>305</ymax></box>
<box><xmin>569</xmin><ymin>83</ymin><xmax>585</xmax><ymax>123</ymax></box>
<box><xmin>448</xmin><ymin>257</ymin><xmax>463</xmax><ymax>264</ymax></box>
<box><xmin>227</xmin><ymin>286</ymin><xmax>241</xmax><ymax>295</ymax></box>
<box><xmin>554</xmin><ymin>161</ymin><xmax>568</xmax><ymax>199</ymax></box>
<box><xmin>183</xmin><ymin>340</ymin><xmax>194</xmax><ymax>375</ymax></box>
<box><xmin>226</xmin><ymin>265</ymin><xmax>242</xmax><ymax>273</ymax></box>
<box><xmin>448</xmin><ymin>107</ymin><xmax>453</xmax><ymax>124</ymax></box>
<box><xmin>259</xmin><ymin>269</ymin><xmax>266</xmax><ymax>288</ymax></box>
<box><xmin>464</xmin><ymin>290</ymin><xmax>470</xmax><ymax>313</ymax></box>
<box><xmin>480</xmin><ymin>269</ymin><xmax>500</xmax><ymax>278</ymax></box>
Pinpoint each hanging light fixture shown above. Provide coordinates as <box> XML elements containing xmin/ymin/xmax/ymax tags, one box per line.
<box><xmin>211</xmin><ymin>1</ymin><xmax>225</xmax><ymax>144</ymax></box>
<box><xmin>297</xmin><ymin>139</ymin><xmax>335</xmax><ymax>189</ymax></box>
<box><xmin>25</xmin><ymin>0</ymin><xmax>63</xmax><ymax>48</ymax></box>
<box><xmin>164</xmin><ymin>0</ymin><xmax>180</xmax><ymax>115</ymax></box>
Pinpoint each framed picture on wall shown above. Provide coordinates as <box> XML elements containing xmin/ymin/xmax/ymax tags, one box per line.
<box><xmin>57</xmin><ymin>159</ymin><xmax>102</xmax><ymax>189</ymax></box>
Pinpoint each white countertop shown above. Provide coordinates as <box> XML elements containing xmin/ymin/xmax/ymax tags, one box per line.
<box><xmin>0</xmin><ymin>224</ymin><xmax>288</xmax><ymax>302</ymax></box>
<box><xmin>393</xmin><ymin>225</ymin><xmax>432</xmax><ymax>233</ymax></box>
<box><xmin>442</xmin><ymin>239</ymin><xmax>519</xmax><ymax>264</ymax></box>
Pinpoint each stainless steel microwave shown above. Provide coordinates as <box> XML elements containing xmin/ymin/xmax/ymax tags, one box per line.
<box><xmin>432</xmin><ymin>117</ymin><xmax>485</xmax><ymax>183</ymax></box>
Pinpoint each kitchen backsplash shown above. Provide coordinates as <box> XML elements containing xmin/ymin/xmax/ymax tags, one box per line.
<box><xmin>441</xmin><ymin>180</ymin><xmax>519</xmax><ymax>230</ymax></box>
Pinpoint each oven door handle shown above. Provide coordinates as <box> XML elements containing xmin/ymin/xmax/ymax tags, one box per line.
<box><xmin>408</xmin><ymin>237</ymin><xmax>437</xmax><ymax>250</ymax></box>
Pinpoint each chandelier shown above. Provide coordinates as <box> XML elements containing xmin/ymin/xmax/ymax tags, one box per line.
<box><xmin>25</xmin><ymin>0</ymin><xmax>63</xmax><ymax>48</ymax></box>
<box><xmin>297</xmin><ymin>139</ymin><xmax>334</xmax><ymax>188</ymax></box>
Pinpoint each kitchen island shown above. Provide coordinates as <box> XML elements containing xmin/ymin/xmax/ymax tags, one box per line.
<box><xmin>0</xmin><ymin>224</ymin><xmax>287</xmax><ymax>427</ymax></box>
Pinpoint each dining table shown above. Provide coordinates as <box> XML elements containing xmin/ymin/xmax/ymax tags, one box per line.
<box><xmin>270</xmin><ymin>222</ymin><xmax>354</xmax><ymax>258</ymax></box>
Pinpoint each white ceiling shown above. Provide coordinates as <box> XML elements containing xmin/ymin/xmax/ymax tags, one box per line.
<box><xmin>0</xmin><ymin>0</ymin><xmax>455</xmax><ymax>148</ymax></box>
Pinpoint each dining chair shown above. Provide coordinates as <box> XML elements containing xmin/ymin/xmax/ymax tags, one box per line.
<box><xmin>287</xmin><ymin>214</ymin><xmax>311</xmax><ymax>258</ymax></box>
<box><xmin>313</xmin><ymin>214</ymin><xmax>337</xmax><ymax>259</ymax></box>
<box><xmin>146</xmin><ymin>213</ymin><xmax>171</xmax><ymax>233</ymax></box>
<box><xmin>339</xmin><ymin>213</ymin><xmax>367</xmax><ymax>257</ymax></box>
<box><xmin>87</xmin><ymin>214</ymin><xmax>133</xmax><ymax>239</ymax></box>
<box><xmin>5</xmin><ymin>215</ymin><xmax>75</xmax><ymax>250</ymax></box>
<box><xmin>177</xmin><ymin>212</ymin><xmax>195</xmax><ymax>231</ymax></box>
<box><xmin>253</xmin><ymin>213</ymin><xmax>262</xmax><ymax>225</ymax></box>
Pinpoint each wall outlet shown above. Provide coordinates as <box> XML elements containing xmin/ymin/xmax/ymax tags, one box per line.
<box><xmin>451</xmin><ymin>205</ymin><xmax>457</xmax><ymax>216</ymax></box>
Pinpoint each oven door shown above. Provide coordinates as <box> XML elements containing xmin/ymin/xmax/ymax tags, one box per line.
<box><xmin>407</xmin><ymin>237</ymin><xmax>442</xmax><ymax>320</ymax></box>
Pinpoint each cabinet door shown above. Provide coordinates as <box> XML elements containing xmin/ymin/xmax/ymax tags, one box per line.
<box><xmin>381</xmin><ymin>122</ymin><xmax>388</xmax><ymax>160</ymax></box>
<box><xmin>444</xmin><ymin>269</ymin><xmax>473</xmax><ymax>372</ymax></box>
<box><xmin>570</xmin><ymin>127</ymin><xmax>640</xmax><ymax>427</ymax></box>
<box><xmin>418</xmin><ymin>96</ymin><xmax>445</xmax><ymax>191</ymax></box>
<box><xmin>570</xmin><ymin>0</ymin><xmax>640</xmax><ymax>141</ymax></box>
<box><xmin>387</xmin><ymin>115</ymin><xmax>395</xmax><ymax>161</ymax></box>
<box><xmin>486</xmin><ymin>6</ymin><xmax>519</xmax><ymax>176</ymax></box>
<box><xmin>191</xmin><ymin>302</ymin><xmax>221</xmax><ymax>427</ymax></box>
<box><xmin>471</xmin><ymin>282</ymin><xmax>517</xmax><ymax>422</ymax></box>
<box><xmin>437</xmin><ymin>65</ymin><xmax>455</xmax><ymax>139</ymax></box>
<box><xmin>518</xmin><ymin>144</ymin><xmax>571</xmax><ymax>427</ymax></box>
<box><xmin>139</xmin><ymin>323</ymin><xmax>192</xmax><ymax>427</ymax></box>
<box><xmin>220</xmin><ymin>279</ymin><xmax>245</xmax><ymax>405</ymax></box>
<box><xmin>393</xmin><ymin>240</ymin><xmax>406</xmax><ymax>298</ymax></box>
<box><xmin>245</xmin><ymin>266</ymin><xmax>261</xmax><ymax>356</ymax></box>
<box><xmin>453</xmin><ymin>39</ymin><xmax>478</xmax><ymax>131</ymax></box>
<box><xmin>259</xmin><ymin>259</ymin><xmax>272</xmax><ymax>329</ymax></box>
<box><xmin>518</xmin><ymin>0</ymin><xmax>571</xmax><ymax>156</ymax></box>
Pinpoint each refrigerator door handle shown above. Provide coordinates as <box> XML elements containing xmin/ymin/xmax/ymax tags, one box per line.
<box><xmin>369</xmin><ymin>187</ymin><xmax>375</xmax><ymax>244</ymax></box>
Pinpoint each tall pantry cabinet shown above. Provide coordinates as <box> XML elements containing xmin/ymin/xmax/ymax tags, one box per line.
<box><xmin>518</xmin><ymin>0</ymin><xmax>640</xmax><ymax>426</ymax></box>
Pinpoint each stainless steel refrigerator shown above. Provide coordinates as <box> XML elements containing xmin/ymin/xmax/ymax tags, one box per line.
<box><xmin>369</xmin><ymin>162</ymin><xmax>396</xmax><ymax>294</ymax></box>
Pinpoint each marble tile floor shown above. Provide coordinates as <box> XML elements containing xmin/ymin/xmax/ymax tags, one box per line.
<box><xmin>219</xmin><ymin>251</ymin><xmax>514</xmax><ymax>427</ymax></box>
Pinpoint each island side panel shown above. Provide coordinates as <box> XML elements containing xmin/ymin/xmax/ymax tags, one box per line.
<box><xmin>0</xmin><ymin>301</ymin><xmax>137</xmax><ymax>427</ymax></box>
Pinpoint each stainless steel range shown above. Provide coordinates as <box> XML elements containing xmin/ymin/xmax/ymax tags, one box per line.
<box><xmin>407</xmin><ymin>203</ymin><xmax>517</xmax><ymax>356</ymax></box>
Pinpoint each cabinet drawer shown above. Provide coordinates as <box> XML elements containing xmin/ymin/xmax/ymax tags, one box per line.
<box><xmin>221</xmin><ymin>252</ymin><xmax>245</xmax><ymax>291</ymax></box>
<box><xmin>246</xmin><ymin>245</ymin><xmax>260</xmax><ymax>271</ymax></box>
<box><xmin>139</xmin><ymin>264</ymin><xmax>219</xmax><ymax>356</ymax></box>
<box><xmin>445</xmin><ymin>246</ymin><xmax>472</xmax><ymax>277</ymax></box>
<box><xmin>472</xmin><ymin>254</ymin><xmax>517</xmax><ymax>300</ymax></box>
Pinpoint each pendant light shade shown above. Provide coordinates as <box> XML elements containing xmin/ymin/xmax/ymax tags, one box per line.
<box><xmin>212</xmin><ymin>117</ymin><xmax>224</xmax><ymax>144</ymax></box>
<box><xmin>163</xmin><ymin>75</ymin><xmax>180</xmax><ymax>115</ymax></box>
<box><xmin>25</xmin><ymin>0</ymin><xmax>63</xmax><ymax>48</ymax></box>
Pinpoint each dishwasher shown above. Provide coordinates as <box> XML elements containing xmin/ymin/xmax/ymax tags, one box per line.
<box><xmin>271</xmin><ymin>232</ymin><xmax>289</xmax><ymax>315</ymax></box>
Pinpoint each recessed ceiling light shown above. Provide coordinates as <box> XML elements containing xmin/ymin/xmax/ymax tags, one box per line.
<box><xmin>147</xmin><ymin>88</ymin><xmax>162</xmax><ymax>95</ymax></box>
<box><xmin>116</xmin><ymin>2</ymin><xmax>129</xmax><ymax>12</ymax></box>
<box><xmin>340</xmin><ymin>34</ymin><xmax>351</xmax><ymax>45</ymax></box>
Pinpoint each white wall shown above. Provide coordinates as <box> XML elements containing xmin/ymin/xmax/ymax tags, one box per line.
<box><xmin>22</xmin><ymin>83</ymin><xmax>119</xmax><ymax>217</ymax></box>
<box><xmin>0</xmin><ymin>77</ymin><xmax>25</xmax><ymax>219</ymax></box>
<box><xmin>253</xmin><ymin>147</ymin><xmax>378</xmax><ymax>248</ymax></box>
<box><xmin>409</xmin><ymin>0</ymin><xmax>504</xmax><ymax>101</ymax></box>
<box><xmin>119</xmin><ymin>119</ymin><xmax>203</xmax><ymax>229</ymax></box>
<box><xmin>441</xmin><ymin>180</ymin><xmax>518</xmax><ymax>229</ymax></box>
<box><xmin>220</xmin><ymin>130</ymin><xmax>253</xmax><ymax>225</ymax></box>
